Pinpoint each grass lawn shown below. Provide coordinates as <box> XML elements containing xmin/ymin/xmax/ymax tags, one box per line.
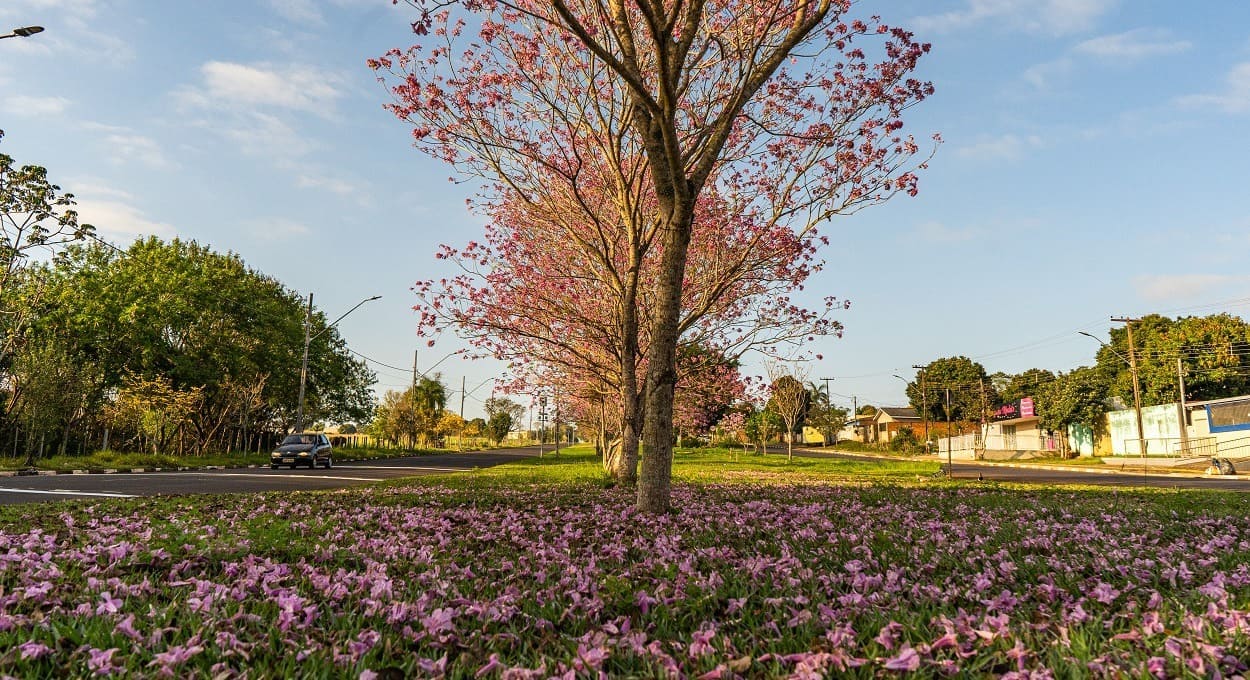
<box><xmin>0</xmin><ymin>446</ymin><xmax>460</xmax><ymax>473</ymax></box>
<box><xmin>2</xmin><ymin>446</ymin><xmax>1248</xmax><ymax>678</ymax></box>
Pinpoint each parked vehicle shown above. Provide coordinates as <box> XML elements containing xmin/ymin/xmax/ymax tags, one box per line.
<box><xmin>271</xmin><ymin>433</ymin><xmax>333</xmax><ymax>469</ymax></box>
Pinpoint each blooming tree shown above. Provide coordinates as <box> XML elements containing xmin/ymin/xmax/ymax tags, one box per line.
<box><xmin>374</xmin><ymin>0</ymin><xmax>935</xmax><ymax>511</ymax></box>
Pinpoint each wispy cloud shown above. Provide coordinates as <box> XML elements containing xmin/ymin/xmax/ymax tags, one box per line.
<box><xmin>1073</xmin><ymin>28</ymin><xmax>1191</xmax><ymax>61</ymax></box>
<box><xmin>175</xmin><ymin>61</ymin><xmax>346</xmax><ymax>117</ymax></box>
<box><xmin>67</xmin><ymin>180</ymin><xmax>176</xmax><ymax>241</ymax></box>
<box><xmin>0</xmin><ymin>0</ymin><xmax>133</xmax><ymax>65</ymax></box>
<box><xmin>912</xmin><ymin>0</ymin><xmax>1117</xmax><ymax>36</ymax></box>
<box><xmin>244</xmin><ymin>216</ymin><xmax>311</xmax><ymax>242</ymax></box>
<box><xmin>955</xmin><ymin>134</ymin><xmax>1043</xmax><ymax>162</ymax></box>
<box><xmin>266</xmin><ymin>0</ymin><xmax>324</xmax><ymax>25</ymax></box>
<box><xmin>1023</xmin><ymin>28</ymin><xmax>1190</xmax><ymax>92</ymax></box>
<box><xmin>911</xmin><ymin>221</ymin><xmax>979</xmax><ymax>243</ymax></box>
<box><xmin>1134</xmin><ymin>274</ymin><xmax>1250</xmax><ymax>302</ymax></box>
<box><xmin>1176</xmin><ymin>62</ymin><xmax>1250</xmax><ymax>114</ymax></box>
<box><xmin>81</xmin><ymin>123</ymin><xmax>173</xmax><ymax>169</ymax></box>
<box><xmin>1</xmin><ymin>95</ymin><xmax>70</xmax><ymax>117</ymax></box>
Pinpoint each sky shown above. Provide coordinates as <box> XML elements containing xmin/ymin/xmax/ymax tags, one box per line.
<box><xmin>2</xmin><ymin>0</ymin><xmax>1249</xmax><ymax>419</ymax></box>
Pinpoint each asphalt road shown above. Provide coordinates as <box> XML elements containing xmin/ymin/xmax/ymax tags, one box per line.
<box><xmin>795</xmin><ymin>448</ymin><xmax>1250</xmax><ymax>491</ymax></box>
<box><xmin>0</xmin><ymin>447</ymin><xmax>542</xmax><ymax>506</ymax></box>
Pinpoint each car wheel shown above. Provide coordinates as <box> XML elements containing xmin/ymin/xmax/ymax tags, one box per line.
<box><xmin>324</xmin><ymin>457</ymin><xmax>333</xmax><ymax>469</ymax></box>
<box><xmin>270</xmin><ymin>464</ymin><xmax>279</xmax><ymax>470</ymax></box>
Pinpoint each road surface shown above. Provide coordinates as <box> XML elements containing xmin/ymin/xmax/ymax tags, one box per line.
<box><xmin>0</xmin><ymin>447</ymin><xmax>541</xmax><ymax>506</ymax></box>
<box><xmin>795</xmin><ymin>448</ymin><xmax>1250</xmax><ymax>491</ymax></box>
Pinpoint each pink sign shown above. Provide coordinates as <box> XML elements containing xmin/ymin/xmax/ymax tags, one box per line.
<box><xmin>1020</xmin><ymin>398</ymin><xmax>1035</xmax><ymax>418</ymax></box>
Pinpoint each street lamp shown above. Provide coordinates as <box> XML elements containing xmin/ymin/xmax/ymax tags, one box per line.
<box><xmin>1079</xmin><ymin>330</ymin><xmax>1147</xmax><ymax>482</ymax></box>
<box><xmin>1</xmin><ymin>26</ymin><xmax>45</xmax><ymax>40</ymax></box>
<box><xmin>295</xmin><ymin>294</ymin><xmax>381</xmax><ymax>433</ymax></box>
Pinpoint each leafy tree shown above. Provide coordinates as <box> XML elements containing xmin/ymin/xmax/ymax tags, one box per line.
<box><xmin>1036</xmin><ymin>366</ymin><xmax>1112</xmax><ymax>436</ymax></box>
<box><xmin>996</xmin><ymin>368</ymin><xmax>1055</xmax><ymax>403</ymax></box>
<box><xmin>765</xmin><ymin>364</ymin><xmax>810</xmax><ymax>462</ymax></box>
<box><xmin>908</xmin><ymin>357</ymin><xmax>994</xmax><ymax>424</ymax></box>
<box><xmin>806</xmin><ymin>384</ymin><xmax>849</xmax><ymax>447</ymax></box>
<box><xmin>377</xmin><ymin>0</ymin><xmax>935</xmax><ymax>513</ymax></box>
<box><xmin>1096</xmin><ymin>313</ymin><xmax>1250</xmax><ymax>406</ymax></box>
<box><xmin>889</xmin><ymin>427</ymin><xmax>920</xmax><ymax>453</ymax></box>
<box><xmin>744</xmin><ymin>409</ymin><xmax>784</xmax><ymax>454</ymax></box>
<box><xmin>484</xmin><ymin>397</ymin><xmax>525</xmax><ymax>445</ymax></box>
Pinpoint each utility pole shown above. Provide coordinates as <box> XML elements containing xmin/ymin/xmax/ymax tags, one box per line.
<box><xmin>459</xmin><ymin>375</ymin><xmax>466</xmax><ymax>452</ymax></box>
<box><xmin>820</xmin><ymin>377</ymin><xmax>834</xmax><ymax>446</ymax></box>
<box><xmin>411</xmin><ymin>349</ymin><xmax>419</xmax><ymax>450</ymax></box>
<box><xmin>945</xmin><ymin>387</ymin><xmax>952</xmax><ymax>478</ymax></box>
<box><xmin>912</xmin><ymin>365</ymin><xmax>929</xmax><ymax>446</ymax></box>
<box><xmin>554</xmin><ymin>388</ymin><xmax>561</xmax><ymax>456</ymax></box>
<box><xmin>852</xmin><ymin>395</ymin><xmax>858</xmax><ymax>441</ymax></box>
<box><xmin>979</xmin><ymin>378</ymin><xmax>987</xmax><ymax>461</ymax></box>
<box><xmin>1112</xmin><ymin>316</ymin><xmax>1147</xmax><ymax>483</ymax></box>
<box><xmin>295</xmin><ymin>293</ymin><xmax>313</xmax><ymax>433</ymax></box>
<box><xmin>1177</xmin><ymin>357</ymin><xmax>1189</xmax><ymax>455</ymax></box>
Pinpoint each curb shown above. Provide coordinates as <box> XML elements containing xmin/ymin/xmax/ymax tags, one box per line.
<box><xmin>0</xmin><ymin>449</ymin><xmax>492</xmax><ymax>478</ymax></box>
<box><xmin>796</xmin><ymin>448</ymin><xmax>1233</xmax><ymax>481</ymax></box>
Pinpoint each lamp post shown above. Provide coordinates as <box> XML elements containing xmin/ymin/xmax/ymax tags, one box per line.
<box><xmin>1079</xmin><ymin>330</ymin><xmax>1147</xmax><ymax>483</ymax></box>
<box><xmin>296</xmin><ymin>294</ymin><xmax>381</xmax><ymax>433</ymax></box>
<box><xmin>1</xmin><ymin>26</ymin><xmax>44</xmax><ymax>40</ymax></box>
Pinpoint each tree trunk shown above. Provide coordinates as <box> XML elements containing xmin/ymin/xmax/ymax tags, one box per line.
<box><xmin>638</xmin><ymin>208</ymin><xmax>696</xmax><ymax>513</ymax></box>
<box><xmin>787</xmin><ymin>433</ymin><xmax>793</xmax><ymax>462</ymax></box>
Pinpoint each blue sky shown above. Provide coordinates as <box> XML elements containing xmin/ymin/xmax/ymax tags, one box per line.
<box><xmin>2</xmin><ymin>0</ymin><xmax>1249</xmax><ymax>418</ymax></box>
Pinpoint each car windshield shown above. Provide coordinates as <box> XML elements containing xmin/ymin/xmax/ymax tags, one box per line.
<box><xmin>281</xmin><ymin>435</ymin><xmax>317</xmax><ymax>445</ymax></box>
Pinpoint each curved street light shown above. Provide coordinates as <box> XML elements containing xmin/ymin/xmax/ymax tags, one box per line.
<box><xmin>296</xmin><ymin>294</ymin><xmax>382</xmax><ymax>432</ymax></box>
<box><xmin>1</xmin><ymin>26</ymin><xmax>45</xmax><ymax>40</ymax></box>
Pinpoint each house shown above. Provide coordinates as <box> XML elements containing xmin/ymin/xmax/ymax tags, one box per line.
<box><xmin>865</xmin><ymin>407</ymin><xmax>921</xmax><ymax>444</ymax></box>
<box><xmin>1104</xmin><ymin>394</ymin><xmax>1250</xmax><ymax>458</ymax></box>
<box><xmin>934</xmin><ymin>397</ymin><xmax>1063</xmax><ymax>460</ymax></box>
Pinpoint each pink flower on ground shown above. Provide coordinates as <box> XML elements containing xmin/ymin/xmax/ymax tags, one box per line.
<box><xmin>475</xmin><ymin>653</ymin><xmax>503</xmax><ymax>678</ymax></box>
<box><xmin>883</xmin><ymin>645</ymin><xmax>920</xmax><ymax>672</ymax></box>
<box><xmin>19</xmin><ymin>640</ymin><xmax>52</xmax><ymax>660</ymax></box>
<box><xmin>86</xmin><ymin>647</ymin><xmax>121</xmax><ymax>675</ymax></box>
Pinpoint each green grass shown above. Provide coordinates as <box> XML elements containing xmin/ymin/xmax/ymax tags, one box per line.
<box><xmin>0</xmin><ymin>445</ymin><xmax>455</xmax><ymax>472</ymax></box>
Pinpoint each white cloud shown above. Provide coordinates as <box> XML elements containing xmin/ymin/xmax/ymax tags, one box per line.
<box><xmin>912</xmin><ymin>0</ymin><xmax>1117</xmax><ymax>36</ymax></box>
<box><xmin>912</xmin><ymin>221</ymin><xmax>978</xmax><ymax>243</ymax></box>
<box><xmin>107</xmin><ymin>133</ymin><xmax>171</xmax><ymax>169</ymax></box>
<box><xmin>1134</xmin><ymin>275</ymin><xmax>1250</xmax><ymax>302</ymax></box>
<box><xmin>69</xmin><ymin>183</ymin><xmax>177</xmax><ymax>241</ymax></box>
<box><xmin>0</xmin><ymin>0</ymin><xmax>133</xmax><ymax>65</ymax></box>
<box><xmin>176</xmin><ymin>61</ymin><xmax>346</xmax><ymax>117</ymax></box>
<box><xmin>1177</xmin><ymin>62</ymin><xmax>1250</xmax><ymax>114</ymax></box>
<box><xmin>1073</xmin><ymin>28</ymin><xmax>1191</xmax><ymax>61</ymax></box>
<box><xmin>955</xmin><ymin>134</ymin><xmax>1043</xmax><ymax>161</ymax></box>
<box><xmin>244</xmin><ymin>217</ymin><xmax>311</xmax><ymax>242</ymax></box>
<box><xmin>266</xmin><ymin>0</ymin><xmax>324</xmax><ymax>24</ymax></box>
<box><xmin>295</xmin><ymin>172</ymin><xmax>358</xmax><ymax>196</ymax></box>
<box><xmin>0</xmin><ymin>95</ymin><xmax>70</xmax><ymax>117</ymax></box>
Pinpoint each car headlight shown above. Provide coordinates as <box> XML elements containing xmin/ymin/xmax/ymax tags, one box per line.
<box><xmin>298</xmin><ymin>452</ymin><xmax>309</xmax><ymax>456</ymax></box>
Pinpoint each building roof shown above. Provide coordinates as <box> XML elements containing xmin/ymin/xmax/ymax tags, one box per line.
<box><xmin>877</xmin><ymin>406</ymin><xmax>920</xmax><ymax>421</ymax></box>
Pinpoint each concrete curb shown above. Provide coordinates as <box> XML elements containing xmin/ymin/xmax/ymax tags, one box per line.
<box><xmin>0</xmin><ymin>450</ymin><xmax>481</xmax><ymax>477</ymax></box>
<box><xmin>796</xmin><ymin>448</ymin><xmax>1234</xmax><ymax>481</ymax></box>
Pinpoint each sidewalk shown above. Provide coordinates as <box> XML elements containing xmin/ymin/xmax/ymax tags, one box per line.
<box><xmin>796</xmin><ymin>447</ymin><xmax>1234</xmax><ymax>480</ymax></box>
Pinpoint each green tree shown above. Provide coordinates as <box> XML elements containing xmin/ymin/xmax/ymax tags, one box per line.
<box><xmin>744</xmin><ymin>408</ymin><xmax>784</xmax><ymax>454</ymax></box>
<box><xmin>908</xmin><ymin>357</ymin><xmax>995</xmax><ymax>424</ymax></box>
<box><xmin>996</xmin><ymin>368</ymin><xmax>1055</xmax><ymax>403</ymax></box>
<box><xmin>19</xmin><ymin>238</ymin><xmax>375</xmax><ymax>455</ymax></box>
<box><xmin>806</xmin><ymin>384</ymin><xmax>849</xmax><ymax>447</ymax></box>
<box><xmin>1037</xmin><ymin>366</ymin><xmax>1112</xmax><ymax>436</ymax></box>
<box><xmin>484</xmin><ymin>397</ymin><xmax>524</xmax><ymax>445</ymax></box>
<box><xmin>1097</xmin><ymin>313</ymin><xmax>1250</xmax><ymax>406</ymax></box>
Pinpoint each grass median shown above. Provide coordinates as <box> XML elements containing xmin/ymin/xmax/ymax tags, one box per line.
<box><xmin>2</xmin><ymin>445</ymin><xmax>1248</xmax><ymax>677</ymax></box>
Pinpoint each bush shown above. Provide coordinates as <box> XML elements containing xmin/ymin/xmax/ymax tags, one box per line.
<box><xmin>889</xmin><ymin>427</ymin><xmax>921</xmax><ymax>453</ymax></box>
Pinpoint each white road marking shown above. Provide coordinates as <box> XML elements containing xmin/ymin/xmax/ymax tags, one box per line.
<box><xmin>336</xmin><ymin>465</ymin><xmax>467</xmax><ymax>472</ymax></box>
<box><xmin>0</xmin><ymin>488</ymin><xmax>137</xmax><ymax>498</ymax></box>
<box><xmin>198</xmin><ymin>473</ymin><xmax>382</xmax><ymax>481</ymax></box>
